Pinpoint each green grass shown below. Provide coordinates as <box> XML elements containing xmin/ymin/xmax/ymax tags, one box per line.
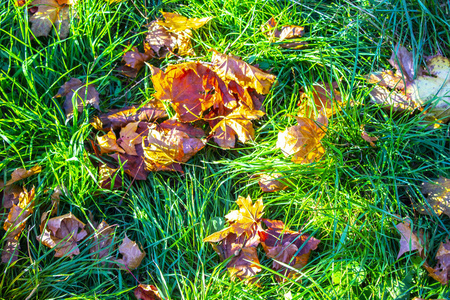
<box><xmin>1</xmin><ymin>0</ymin><xmax>450</xmax><ymax>299</ymax></box>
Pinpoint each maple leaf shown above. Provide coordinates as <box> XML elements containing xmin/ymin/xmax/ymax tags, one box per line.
<box><xmin>134</xmin><ymin>284</ymin><xmax>162</xmax><ymax>300</ymax></box>
<box><xmin>117</xmin><ymin>122</ymin><xmax>142</xmax><ymax>156</ymax></box>
<box><xmin>150</xmin><ymin>62</ymin><xmax>234</xmax><ymax>122</ymax></box>
<box><xmin>211</xmin><ymin>51</ymin><xmax>277</xmax><ymax>95</ymax></box>
<box><xmin>29</xmin><ymin>0</ymin><xmax>72</xmax><ymax>38</ymax></box>
<box><xmin>262</xmin><ymin>17</ymin><xmax>306</xmax><ymax>49</ymax></box>
<box><xmin>360</xmin><ymin>125</ymin><xmax>378</xmax><ymax>147</ymax></box>
<box><xmin>2</xmin><ymin>186</ymin><xmax>35</xmax><ymax>263</ymax></box>
<box><xmin>368</xmin><ymin>44</ymin><xmax>450</xmax><ymax>120</ymax></box>
<box><xmin>1</xmin><ymin>165</ymin><xmax>41</xmax><ymax>187</ymax></box>
<box><xmin>297</xmin><ymin>82</ymin><xmax>343</xmax><ymax>119</ymax></box>
<box><xmin>259</xmin><ymin>219</ymin><xmax>320</xmax><ymax>280</ymax></box>
<box><xmin>146</xmin><ymin>12</ymin><xmax>212</xmax><ymax>57</ymax></box>
<box><xmin>419</xmin><ymin>177</ymin><xmax>450</xmax><ymax>218</ymax></box>
<box><xmin>396</xmin><ymin>221</ymin><xmax>424</xmax><ymax>259</ymax></box>
<box><xmin>89</xmin><ymin>220</ymin><xmax>116</xmax><ymax>259</ymax></box>
<box><xmin>119</xmin><ymin>46</ymin><xmax>154</xmax><ymax>78</ymax></box>
<box><xmin>114</xmin><ymin>234</ymin><xmax>146</xmax><ymax>270</ymax></box>
<box><xmin>97</xmin><ymin>131</ymin><xmax>125</xmax><ymax>154</ymax></box>
<box><xmin>423</xmin><ymin>239</ymin><xmax>450</xmax><ymax>285</ymax></box>
<box><xmin>98</xmin><ymin>164</ymin><xmax>122</xmax><ymax>189</ymax></box>
<box><xmin>95</xmin><ymin>101</ymin><xmax>167</xmax><ymax>130</ymax></box>
<box><xmin>276</xmin><ymin>113</ymin><xmax>328</xmax><ymax>164</ymax></box>
<box><xmin>256</xmin><ymin>173</ymin><xmax>288</xmax><ymax>193</ymax></box>
<box><xmin>142</xmin><ymin>120</ymin><xmax>206</xmax><ymax>172</ymax></box>
<box><xmin>55</xmin><ymin>78</ymin><xmax>100</xmax><ymax>118</ymax></box>
<box><xmin>37</xmin><ymin>212</ymin><xmax>88</xmax><ymax>258</ymax></box>
<box><xmin>209</xmin><ymin>106</ymin><xmax>265</xmax><ymax>149</ymax></box>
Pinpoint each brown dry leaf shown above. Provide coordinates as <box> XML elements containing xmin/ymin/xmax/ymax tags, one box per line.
<box><xmin>210</xmin><ymin>106</ymin><xmax>265</xmax><ymax>149</ymax></box>
<box><xmin>96</xmin><ymin>101</ymin><xmax>167</xmax><ymax>130</ymax></box>
<box><xmin>90</xmin><ymin>220</ymin><xmax>115</xmax><ymax>259</ymax></box>
<box><xmin>396</xmin><ymin>221</ymin><xmax>423</xmax><ymax>259</ymax></box>
<box><xmin>297</xmin><ymin>82</ymin><xmax>343</xmax><ymax>119</ymax></box>
<box><xmin>114</xmin><ymin>234</ymin><xmax>146</xmax><ymax>270</ymax></box>
<box><xmin>1</xmin><ymin>184</ymin><xmax>23</xmax><ymax>209</ymax></box>
<box><xmin>262</xmin><ymin>17</ymin><xmax>306</xmax><ymax>49</ymax></box>
<box><xmin>257</xmin><ymin>173</ymin><xmax>288</xmax><ymax>193</ymax></box>
<box><xmin>98</xmin><ymin>164</ymin><xmax>122</xmax><ymax>190</ymax></box>
<box><xmin>276</xmin><ymin>113</ymin><xmax>328</xmax><ymax>164</ymax></box>
<box><xmin>117</xmin><ymin>122</ymin><xmax>141</xmax><ymax>156</ymax></box>
<box><xmin>55</xmin><ymin>78</ymin><xmax>100</xmax><ymax>118</ymax></box>
<box><xmin>150</xmin><ymin>62</ymin><xmax>234</xmax><ymax>122</ymax></box>
<box><xmin>119</xmin><ymin>46</ymin><xmax>154</xmax><ymax>78</ymax></box>
<box><xmin>2</xmin><ymin>187</ymin><xmax>35</xmax><ymax>263</ymax></box>
<box><xmin>423</xmin><ymin>239</ymin><xmax>450</xmax><ymax>285</ymax></box>
<box><xmin>146</xmin><ymin>12</ymin><xmax>211</xmax><ymax>57</ymax></box>
<box><xmin>29</xmin><ymin>0</ymin><xmax>72</xmax><ymax>38</ymax></box>
<box><xmin>420</xmin><ymin>177</ymin><xmax>450</xmax><ymax>218</ymax></box>
<box><xmin>259</xmin><ymin>219</ymin><xmax>320</xmax><ymax>280</ymax></box>
<box><xmin>360</xmin><ymin>125</ymin><xmax>378</xmax><ymax>147</ymax></box>
<box><xmin>134</xmin><ymin>284</ymin><xmax>162</xmax><ymax>300</ymax></box>
<box><xmin>3</xmin><ymin>165</ymin><xmax>41</xmax><ymax>187</ymax></box>
<box><xmin>37</xmin><ymin>212</ymin><xmax>88</xmax><ymax>258</ymax></box>
<box><xmin>142</xmin><ymin>121</ymin><xmax>205</xmax><ymax>172</ymax></box>
<box><xmin>97</xmin><ymin>131</ymin><xmax>125</xmax><ymax>155</ymax></box>
<box><xmin>50</xmin><ymin>185</ymin><xmax>67</xmax><ymax>216</ymax></box>
<box><xmin>211</xmin><ymin>51</ymin><xmax>276</xmax><ymax>95</ymax></box>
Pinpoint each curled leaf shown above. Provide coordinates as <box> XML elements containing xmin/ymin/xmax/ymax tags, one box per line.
<box><xmin>262</xmin><ymin>17</ymin><xmax>306</xmax><ymax>49</ymax></box>
<box><xmin>97</xmin><ymin>131</ymin><xmax>125</xmax><ymax>155</ymax></box>
<box><xmin>134</xmin><ymin>284</ymin><xmax>162</xmax><ymax>300</ymax></box>
<box><xmin>3</xmin><ymin>165</ymin><xmax>41</xmax><ymax>187</ymax></box>
<box><xmin>361</xmin><ymin>125</ymin><xmax>378</xmax><ymax>147</ymax></box>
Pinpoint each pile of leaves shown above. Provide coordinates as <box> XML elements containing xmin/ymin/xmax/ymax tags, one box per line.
<box><xmin>203</xmin><ymin>195</ymin><xmax>320</xmax><ymax>282</ymax></box>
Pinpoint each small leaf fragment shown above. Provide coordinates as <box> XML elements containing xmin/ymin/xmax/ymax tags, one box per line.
<box><xmin>420</xmin><ymin>177</ymin><xmax>450</xmax><ymax>218</ymax></box>
<box><xmin>3</xmin><ymin>165</ymin><xmax>41</xmax><ymax>187</ymax></box>
<box><xmin>257</xmin><ymin>173</ymin><xmax>288</xmax><ymax>193</ymax></box>
<box><xmin>361</xmin><ymin>125</ymin><xmax>378</xmax><ymax>147</ymax></box>
<box><xmin>396</xmin><ymin>221</ymin><xmax>423</xmax><ymax>259</ymax></box>
<box><xmin>134</xmin><ymin>284</ymin><xmax>162</xmax><ymax>300</ymax></box>
<box><xmin>114</xmin><ymin>234</ymin><xmax>146</xmax><ymax>270</ymax></box>
<box><xmin>423</xmin><ymin>239</ymin><xmax>450</xmax><ymax>285</ymax></box>
<box><xmin>97</xmin><ymin>131</ymin><xmax>125</xmax><ymax>154</ymax></box>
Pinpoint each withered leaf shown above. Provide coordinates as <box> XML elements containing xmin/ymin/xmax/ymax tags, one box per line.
<box><xmin>2</xmin><ymin>187</ymin><xmax>35</xmax><ymax>263</ymax></box>
<box><xmin>56</xmin><ymin>78</ymin><xmax>100</xmax><ymax>118</ymax></box>
<box><xmin>50</xmin><ymin>185</ymin><xmax>67</xmax><ymax>216</ymax></box>
<box><xmin>37</xmin><ymin>212</ymin><xmax>88</xmax><ymax>258</ymax></box>
<box><xmin>30</xmin><ymin>0</ymin><xmax>72</xmax><ymax>39</ymax></box>
<box><xmin>98</xmin><ymin>164</ymin><xmax>122</xmax><ymax>190</ymax></box>
<box><xmin>297</xmin><ymin>82</ymin><xmax>343</xmax><ymax>119</ymax></box>
<box><xmin>361</xmin><ymin>125</ymin><xmax>378</xmax><ymax>147</ymax></box>
<box><xmin>90</xmin><ymin>220</ymin><xmax>115</xmax><ymax>259</ymax></box>
<box><xmin>134</xmin><ymin>284</ymin><xmax>162</xmax><ymax>300</ymax></box>
<box><xmin>423</xmin><ymin>240</ymin><xmax>450</xmax><ymax>285</ymax></box>
<box><xmin>211</xmin><ymin>50</ymin><xmax>276</xmax><ymax>95</ymax></box>
<box><xmin>96</xmin><ymin>101</ymin><xmax>167</xmax><ymax>130</ymax></box>
<box><xmin>97</xmin><ymin>131</ymin><xmax>125</xmax><ymax>155</ymax></box>
<box><xmin>142</xmin><ymin>121</ymin><xmax>205</xmax><ymax>172</ymax></box>
<box><xmin>157</xmin><ymin>11</ymin><xmax>212</xmax><ymax>32</ymax></box>
<box><xmin>396</xmin><ymin>221</ymin><xmax>423</xmax><ymax>259</ymax></box>
<box><xmin>118</xmin><ymin>122</ymin><xmax>141</xmax><ymax>156</ymax></box>
<box><xmin>262</xmin><ymin>17</ymin><xmax>306</xmax><ymax>49</ymax></box>
<box><xmin>2</xmin><ymin>184</ymin><xmax>23</xmax><ymax>209</ymax></box>
<box><xmin>257</xmin><ymin>173</ymin><xmax>288</xmax><ymax>193</ymax></box>
<box><xmin>3</xmin><ymin>165</ymin><xmax>41</xmax><ymax>187</ymax></box>
<box><xmin>420</xmin><ymin>177</ymin><xmax>450</xmax><ymax>218</ymax></box>
<box><xmin>277</xmin><ymin>113</ymin><xmax>328</xmax><ymax>164</ymax></box>
<box><xmin>119</xmin><ymin>46</ymin><xmax>154</xmax><ymax>78</ymax></box>
<box><xmin>259</xmin><ymin>219</ymin><xmax>320</xmax><ymax>280</ymax></box>
<box><xmin>114</xmin><ymin>234</ymin><xmax>146</xmax><ymax>270</ymax></box>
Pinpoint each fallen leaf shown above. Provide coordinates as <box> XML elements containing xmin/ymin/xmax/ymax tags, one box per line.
<box><xmin>209</xmin><ymin>106</ymin><xmax>265</xmax><ymax>149</ymax></box>
<box><xmin>134</xmin><ymin>284</ymin><xmax>162</xmax><ymax>300</ymax></box>
<box><xmin>96</xmin><ymin>101</ymin><xmax>167</xmax><ymax>130</ymax></box>
<box><xmin>97</xmin><ymin>131</ymin><xmax>125</xmax><ymax>155</ymax></box>
<box><xmin>276</xmin><ymin>113</ymin><xmax>328</xmax><ymax>164</ymax></box>
<box><xmin>37</xmin><ymin>212</ymin><xmax>88</xmax><ymax>258</ymax></box>
<box><xmin>119</xmin><ymin>46</ymin><xmax>154</xmax><ymax>78</ymax></box>
<box><xmin>297</xmin><ymin>82</ymin><xmax>342</xmax><ymax>119</ymax></box>
<box><xmin>55</xmin><ymin>78</ymin><xmax>100</xmax><ymax>118</ymax></box>
<box><xmin>114</xmin><ymin>234</ymin><xmax>146</xmax><ymax>270</ymax></box>
<box><xmin>29</xmin><ymin>0</ymin><xmax>72</xmax><ymax>38</ymax></box>
<box><xmin>98</xmin><ymin>164</ymin><xmax>122</xmax><ymax>189</ymax></box>
<box><xmin>361</xmin><ymin>125</ymin><xmax>378</xmax><ymax>147</ymax></box>
<box><xmin>3</xmin><ymin>165</ymin><xmax>41</xmax><ymax>187</ymax></box>
<box><xmin>423</xmin><ymin>239</ymin><xmax>450</xmax><ymax>285</ymax></box>
<box><xmin>50</xmin><ymin>185</ymin><xmax>67</xmax><ymax>216</ymax></box>
<box><xmin>396</xmin><ymin>221</ymin><xmax>423</xmax><ymax>259</ymax></box>
<box><xmin>420</xmin><ymin>177</ymin><xmax>450</xmax><ymax>218</ymax></box>
<box><xmin>1</xmin><ymin>184</ymin><xmax>23</xmax><ymax>209</ymax></box>
<box><xmin>157</xmin><ymin>11</ymin><xmax>212</xmax><ymax>32</ymax></box>
<box><xmin>2</xmin><ymin>187</ymin><xmax>35</xmax><ymax>263</ymax></box>
<box><xmin>257</xmin><ymin>173</ymin><xmax>288</xmax><ymax>193</ymax></box>
<box><xmin>259</xmin><ymin>219</ymin><xmax>320</xmax><ymax>280</ymax></box>
<box><xmin>211</xmin><ymin>50</ymin><xmax>276</xmax><ymax>95</ymax></box>
<box><xmin>90</xmin><ymin>220</ymin><xmax>115</xmax><ymax>259</ymax></box>
<box><xmin>117</xmin><ymin>122</ymin><xmax>141</xmax><ymax>156</ymax></box>
<box><xmin>262</xmin><ymin>17</ymin><xmax>306</xmax><ymax>49</ymax></box>
<box><xmin>142</xmin><ymin>121</ymin><xmax>205</xmax><ymax>171</ymax></box>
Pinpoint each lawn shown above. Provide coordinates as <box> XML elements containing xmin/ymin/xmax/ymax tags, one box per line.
<box><xmin>1</xmin><ymin>0</ymin><xmax>450</xmax><ymax>299</ymax></box>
